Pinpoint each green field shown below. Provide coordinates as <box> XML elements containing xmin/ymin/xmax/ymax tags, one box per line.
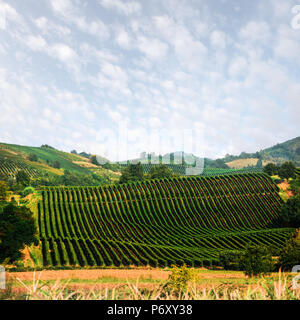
<box><xmin>37</xmin><ymin>173</ymin><xmax>294</xmax><ymax>268</ymax></box>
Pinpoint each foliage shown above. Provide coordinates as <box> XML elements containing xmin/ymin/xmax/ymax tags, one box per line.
<box><xmin>290</xmin><ymin>178</ymin><xmax>300</xmax><ymax>196</ymax></box>
<box><xmin>119</xmin><ymin>162</ymin><xmax>144</xmax><ymax>184</ymax></box>
<box><xmin>90</xmin><ymin>155</ymin><xmax>99</xmax><ymax>166</ymax></box>
<box><xmin>278</xmin><ymin>161</ymin><xmax>296</xmax><ymax>180</ymax></box>
<box><xmin>41</xmin><ymin>144</ymin><xmax>55</xmax><ymax>149</ymax></box>
<box><xmin>148</xmin><ymin>165</ymin><xmax>174</xmax><ymax>179</ymax></box>
<box><xmin>0</xmin><ymin>181</ymin><xmax>9</xmax><ymax>201</ymax></box>
<box><xmin>16</xmin><ymin>170</ymin><xmax>30</xmax><ymax>187</ymax></box>
<box><xmin>162</xmin><ymin>265</ymin><xmax>196</xmax><ymax>296</ymax></box>
<box><xmin>52</xmin><ymin>160</ymin><xmax>61</xmax><ymax>169</ymax></box>
<box><xmin>239</xmin><ymin>244</ymin><xmax>274</xmax><ymax>277</ymax></box>
<box><xmin>277</xmin><ymin>230</ymin><xmax>300</xmax><ymax>271</ymax></box>
<box><xmin>275</xmin><ymin>194</ymin><xmax>300</xmax><ymax>228</ymax></box>
<box><xmin>218</xmin><ymin>251</ymin><xmax>242</xmax><ymax>270</ymax></box>
<box><xmin>70</xmin><ymin>150</ymin><xmax>77</xmax><ymax>154</ymax></box>
<box><xmin>28</xmin><ymin>153</ymin><xmax>38</xmax><ymax>162</ymax></box>
<box><xmin>263</xmin><ymin>163</ymin><xmax>279</xmax><ymax>176</ymax></box>
<box><xmin>22</xmin><ymin>186</ymin><xmax>35</xmax><ymax>198</ymax></box>
<box><xmin>0</xmin><ymin>203</ymin><xmax>37</xmax><ymax>263</ymax></box>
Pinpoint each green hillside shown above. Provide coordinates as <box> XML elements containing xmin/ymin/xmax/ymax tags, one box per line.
<box><xmin>224</xmin><ymin>136</ymin><xmax>300</xmax><ymax>167</ymax></box>
<box><xmin>37</xmin><ymin>173</ymin><xmax>293</xmax><ymax>267</ymax></box>
<box><xmin>0</xmin><ymin>142</ymin><xmax>120</xmax><ymax>182</ymax></box>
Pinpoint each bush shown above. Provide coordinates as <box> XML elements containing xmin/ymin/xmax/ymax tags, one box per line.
<box><xmin>16</xmin><ymin>170</ymin><xmax>30</xmax><ymax>187</ymax></box>
<box><xmin>278</xmin><ymin>161</ymin><xmax>296</xmax><ymax>180</ymax></box>
<box><xmin>275</xmin><ymin>194</ymin><xmax>300</xmax><ymax>228</ymax></box>
<box><xmin>0</xmin><ymin>203</ymin><xmax>37</xmax><ymax>263</ymax></box>
<box><xmin>219</xmin><ymin>251</ymin><xmax>242</xmax><ymax>270</ymax></box>
<box><xmin>0</xmin><ymin>181</ymin><xmax>9</xmax><ymax>201</ymax></box>
<box><xmin>239</xmin><ymin>245</ymin><xmax>274</xmax><ymax>277</ymax></box>
<box><xmin>263</xmin><ymin>163</ymin><xmax>278</xmax><ymax>176</ymax></box>
<box><xmin>28</xmin><ymin>153</ymin><xmax>38</xmax><ymax>162</ymax></box>
<box><xmin>277</xmin><ymin>230</ymin><xmax>300</xmax><ymax>271</ymax></box>
<box><xmin>22</xmin><ymin>187</ymin><xmax>35</xmax><ymax>198</ymax></box>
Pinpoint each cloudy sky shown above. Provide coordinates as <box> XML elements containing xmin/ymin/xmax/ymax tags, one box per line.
<box><xmin>0</xmin><ymin>0</ymin><xmax>299</xmax><ymax>161</ymax></box>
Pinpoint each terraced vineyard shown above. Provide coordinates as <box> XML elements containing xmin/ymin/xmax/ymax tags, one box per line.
<box><xmin>0</xmin><ymin>158</ymin><xmax>39</xmax><ymax>178</ymax></box>
<box><xmin>296</xmin><ymin>168</ymin><xmax>300</xmax><ymax>177</ymax></box>
<box><xmin>38</xmin><ymin>173</ymin><xmax>294</xmax><ymax>267</ymax></box>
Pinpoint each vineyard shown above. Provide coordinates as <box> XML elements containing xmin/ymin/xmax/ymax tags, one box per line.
<box><xmin>119</xmin><ymin>163</ymin><xmax>263</xmax><ymax>176</ymax></box>
<box><xmin>38</xmin><ymin>173</ymin><xmax>293</xmax><ymax>268</ymax></box>
<box><xmin>0</xmin><ymin>158</ymin><xmax>38</xmax><ymax>178</ymax></box>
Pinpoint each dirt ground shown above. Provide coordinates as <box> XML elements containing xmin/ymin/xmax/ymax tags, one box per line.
<box><xmin>9</xmin><ymin>268</ymin><xmax>247</xmax><ymax>282</ymax></box>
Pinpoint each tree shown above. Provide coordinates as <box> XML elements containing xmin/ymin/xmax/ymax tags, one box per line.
<box><xmin>28</xmin><ymin>153</ymin><xmax>38</xmax><ymax>162</ymax></box>
<box><xmin>90</xmin><ymin>155</ymin><xmax>99</xmax><ymax>166</ymax></box>
<box><xmin>278</xmin><ymin>161</ymin><xmax>296</xmax><ymax>180</ymax></box>
<box><xmin>0</xmin><ymin>203</ymin><xmax>37</xmax><ymax>263</ymax></box>
<box><xmin>16</xmin><ymin>170</ymin><xmax>30</xmax><ymax>187</ymax></box>
<box><xmin>239</xmin><ymin>244</ymin><xmax>274</xmax><ymax>277</ymax></box>
<box><xmin>256</xmin><ymin>158</ymin><xmax>263</xmax><ymax>168</ymax></box>
<box><xmin>275</xmin><ymin>194</ymin><xmax>300</xmax><ymax>228</ymax></box>
<box><xmin>149</xmin><ymin>165</ymin><xmax>174</xmax><ymax>180</ymax></box>
<box><xmin>52</xmin><ymin>160</ymin><xmax>61</xmax><ymax>169</ymax></box>
<box><xmin>119</xmin><ymin>163</ymin><xmax>144</xmax><ymax>184</ymax></box>
<box><xmin>70</xmin><ymin>150</ymin><xmax>77</xmax><ymax>154</ymax></box>
<box><xmin>263</xmin><ymin>163</ymin><xmax>278</xmax><ymax>176</ymax></box>
<box><xmin>0</xmin><ymin>181</ymin><xmax>8</xmax><ymax>202</ymax></box>
<box><xmin>277</xmin><ymin>230</ymin><xmax>300</xmax><ymax>271</ymax></box>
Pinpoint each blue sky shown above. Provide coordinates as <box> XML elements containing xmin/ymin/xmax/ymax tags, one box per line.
<box><xmin>0</xmin><ymin>0</ymin><xmax>299</xmax><ymax>161</ymax></box>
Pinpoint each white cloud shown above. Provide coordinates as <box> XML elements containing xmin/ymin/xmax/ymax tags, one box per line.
<box><xmin>228</xmin><ymin>56</ymin><xmax>248</xmax><ymax>77</ymax></box>
<box><xmin>115</xmin><ymin>28</ymin><xmax>132</xmax><ymax>49</ymax></box>
<box><xmin>137</xmin><ymin>36</ymin><xmax>169</xmax><ymax>61</ymax></box>
<box><xmin>239</xmin><ymin>21</ymin><xmax>271</xmax><ymax>43</ymax></box>
<box><xmin>99</xmin><ymin>0</ymin><xmax>141</xmax><ymax>15</ymax></box>
<box><xmin>210</xmin><ymin>30</ymin><xmax>227</xmax><ymax>49</ymax></box>
<box><xmin>26</xmin><ymin>35</ymin><xmax>47</xmax><ymax>51</ymax></box>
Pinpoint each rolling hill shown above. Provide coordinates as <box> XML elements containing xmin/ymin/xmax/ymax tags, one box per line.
<box><xmin>0</xmin><ymin>142</ymin><xmax>120</xmax><ymax>182</ymax></box>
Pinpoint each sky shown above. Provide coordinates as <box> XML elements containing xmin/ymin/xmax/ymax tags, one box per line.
<box><xmin>0</xmin><ymin>0</ymin><xmax>299</xmax><ymax>161</ymax></box>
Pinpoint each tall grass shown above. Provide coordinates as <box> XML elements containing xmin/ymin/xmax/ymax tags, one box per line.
<box><xmin>1</xmin><ymin>271</ymin><xmax>299</xmax><ymax>300</ymax></box>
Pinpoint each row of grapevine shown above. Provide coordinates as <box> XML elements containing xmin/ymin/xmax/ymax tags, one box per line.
<box><xmin>38</xmin><ymin>173</ymin><xmax>294</xmax><ymax>267</ymax></box>
<box><xmin>0</xmin><ymin>158</ymin><xmax>38</xmax><ymax>178</ymax></box>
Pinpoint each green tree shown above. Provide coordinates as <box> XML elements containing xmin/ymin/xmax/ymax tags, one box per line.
<box><xmin>278</xmin><ymin>161</ymin><xmax>296</xmax><ymax>180</ymax></box>
<box><xmin>263</xmin><ymin>163</ymin><xmax>279</xmax><ymax>176</ymax></box>
<box><xmin>16</xmin><ymin>170</ymin><xmax>30</xmax><ymax>187</ymax></box>
<box><xmin>90</xmin><ymin>155</ymin><xmax>99</xmax><ymax>166</ymax></box>
<box><xmin>256</xmin><ymin>158</ymin><xmax>263</xmax><ymax>168</ymax></box>
<box><xmin>28</xmin><ymin>153</ymin><xmax>38</xmax><ymax>162</ymax></box>
<box><xmin>52</xmin><ymin>160</ymin><xmax>61</xmax><ymax>169</ymax></box>
<box><xmin>240</xmin><ymin>244</ymin><xmax>274</xmax><ymax>277</ymax></box>
<box><xmin>0</xmin><ymin>203</ymin><xmax>37</xmax><ymax>263</ymax></box>
<box><xmin>0</xmin><ymin>181</ymin><xmax>8</xmax><ymax>202</ymax></box>
<box><xmin>149</xmin><ymin>165</ymin><xmax>174</xmax><ymax>180</ymax></box>
<box><xmin>119</xmin><ymin>163</ymin><xmax>144</xmax><ymax>184</ymax></box>
<box><xmin>277</xmin><ymin>230</ymin><xmax>300</xmax><ymax>271</ymax></box>
<box><xmin>275</xmin><ymin>194</ymin><xmax>300</xmax><ymax>228</ymax></box>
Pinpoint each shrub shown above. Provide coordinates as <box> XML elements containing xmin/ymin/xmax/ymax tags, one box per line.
<box><xmin>0</xmin><ymin>203</ymin><xmax>37</xmax><ymax>263</ymax></box>
<box><xmin>277</xmin><ymin>230</ymin><xmax>300</xmax><ymax>271</ymax></box>
<box><xmin>219</xmin><ymin>251</ymin><xmax>242</xmax><ymax>270</ymax></box>
<box><xmin>239</xmin><ymin>245</ymin><xmax>274</xmax><ymax>277</ymax></box>
<box><xmin>278</xmin><ymin>161</ymin><xmax>296</xmax><ymax>180</ymax></box>
<box><xmin>22</xmin><ymin>187</ymin><xmax>35</xmax><ymax>198</ymax></box>
<box><xmin>275</xmin><ymin>194</ymin><xmax>300</xmax><ymax>228</ymax></box>
<box><xmin>28</xmin><ymin>153</ymin><xmax>38</xmax><ymax>162</ymax></box>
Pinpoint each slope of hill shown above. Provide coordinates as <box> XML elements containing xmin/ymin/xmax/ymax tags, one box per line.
<box><xmin>260</xmin><ymin>136</ymin><xmax>300</xmax><ymax>165</ymax></box>
<box><xmin>224</xmin><ymin>137</ymin><xmax>300</xmax><ymax>168</ymax></box>
<box><xmin>0</xmin><ymin>142</ymin><xmax>120</xmax><ymax>182</ymax></box>
<box><xmin>37</xmin><ymin>173</ymin><xmax>293</xmax><ymax>267</ymax></box>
